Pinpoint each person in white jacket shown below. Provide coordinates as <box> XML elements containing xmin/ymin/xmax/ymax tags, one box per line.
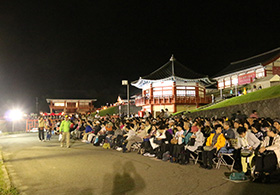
<box><xmin>184</xmin><ymin>125</ymin><xmax>205</xmax><ymax>164</ymax></box>
<box><xmin>254</xmin><ymin>126</ymin><xmax>280</xmax><ymax>183</ymax></box>
<box><xmin>237</xmin><ymin>127</ymin><xmax>260</xmax><ymax>174</ymax></box>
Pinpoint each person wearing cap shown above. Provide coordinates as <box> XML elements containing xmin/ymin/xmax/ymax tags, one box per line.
<box><xmin>60</xmin><ymin>116</ymin><xmax>71</xmax><ymax>148</ymax></box>
<box><xmin>184</xmin><ymin>125</ymin><xmax>205</xmax><ymax>164</ymax></box>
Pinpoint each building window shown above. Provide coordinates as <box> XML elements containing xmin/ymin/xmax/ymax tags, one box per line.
<box><xmin>199</xmin><ymin>91</ymin><xmax>204</xmax><ymax>98</ymax></box>
<box><xmin>218</xmin><ymin>79</ymin><xmax>224</xmax><ymax>88</ymax></box>
<box><xmin>187</xmin><ymin>91</ymin><xmax>195</xmax><ymax>96</ymax></box>
<box><xmin>231</xmin><ymin>75</ymin><xmax>238</xmax><ymax>85</ymax></box>
<box><xmin>153</xmin><ymin>87</ymin><xmax>172</xmax><ymax>97</ymax></box>
<box><xmin>79</xmin><ymin>102</ymin><xmax>89</xmax><ymax>106</ymax></box>
<box><xmin>54</xmin><ymin>103</ymin><xmax>64</xmax><ymax>107</ymax></box>
<box><xmin>177</xmin><ymin>90</ymin><xmax>195</xmax><ymax>97</ymax></box>
<box><xmin>225</xmin><ymin>77</ymin><xmax>231</xmax><ymax>88</ymax></box>
<box><xmin>256</xmin><ymin>68</ymin><xmax>265</xmax><ymax>78</ymax></box>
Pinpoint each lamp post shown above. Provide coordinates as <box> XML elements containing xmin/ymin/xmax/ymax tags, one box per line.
<box><xmin>122</xmin><ymin>80</ymin><xmax>130</xmax><ymax>117</ymax></box>
<box><xmin>7</xmin><ymin>109</ymin><xmax>23</xmax><ymax>132</ymax></box>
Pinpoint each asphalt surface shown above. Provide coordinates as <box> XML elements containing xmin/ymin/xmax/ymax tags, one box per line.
<box><xmin>0</xmin><ymin>133</ymin><xmax>279</xmax><ymax>195</ymax></box>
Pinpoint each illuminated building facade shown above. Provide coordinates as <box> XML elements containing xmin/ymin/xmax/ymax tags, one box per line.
<box><xmin>46</xmin><ymin>99</ymin><xmax>96</xmax><ymax>114</ymax></box>
<box><xmin>214</xmin><ymin>48</ymin><xmax>280</xmax><ymax>91</ymax></box>
<box><xmin>132</xmin><ymin>55</ymin><xmax>213</xmax><ymax>116</ymax></box>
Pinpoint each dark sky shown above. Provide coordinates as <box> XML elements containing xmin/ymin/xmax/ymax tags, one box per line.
<box><xmin>0</xmin><ymin>1</ymin><xmax>279</xmax><ymax>113</ymax></box>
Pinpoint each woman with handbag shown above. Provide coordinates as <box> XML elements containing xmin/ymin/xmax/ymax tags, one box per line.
<box><xmin>237</xmin><ymin>127</ymin><xmax>260</xmax><ymax>175</ymax></box>
<box><xmin>201</xmin><ymin>124</ymin><xmax>226</xmax><ymax>169</ymax></box>
<box><xmin>254</xmin><ymin>126</ymin><xmax>280</xmax><ymax>183</ymax></box>
<box><xmin>172</xmin><ymin>125</ymin><xmax>186</xmax><ymax>162</ymax></box>
<box><xmin>184</xmin><ymin>124</ymin><xmax>205</xmax><ymax>164</ymax></box>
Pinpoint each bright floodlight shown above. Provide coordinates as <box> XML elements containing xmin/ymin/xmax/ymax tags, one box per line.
<box><xmin>7</xmin><ymin>109</ymin><xmax>23</xmax><ymax>121</ymax></box>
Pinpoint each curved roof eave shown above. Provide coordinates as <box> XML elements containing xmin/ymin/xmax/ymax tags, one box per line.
<box><xmin>131</xmin><ymin>76</ymin><xmax>214</xmax><ymax>89</ymax></box>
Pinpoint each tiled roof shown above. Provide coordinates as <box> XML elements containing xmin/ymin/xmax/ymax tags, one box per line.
<box><xmin>214</xmin><ymin>47</ymin><xmax>280</xmax><ymax>78</ymax></box>
<box><xmin>141</xmin><ymin>56</ymin><xmax>207</xmax><ymax>80</ymax></box>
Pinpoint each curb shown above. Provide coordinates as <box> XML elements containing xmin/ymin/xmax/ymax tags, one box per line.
<box><xmin>0</xmin><ymin>146</ymin><xmax>11</xmax><ymax>189</ymax></box>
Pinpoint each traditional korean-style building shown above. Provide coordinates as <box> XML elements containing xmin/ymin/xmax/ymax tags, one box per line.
<box><xmin>132</xmin><ymin>55</ymin><xmax>214</xmax><ymax>116</ymax></box>
<box><xmin>46</xmin><ymin>99</ymin><xmax>97</xmax><ymax>114</ymax></box>
<box><xmin>213</xmin><ymin>47</ymin><xmax>280</xmax><ymax>94</ymax></box>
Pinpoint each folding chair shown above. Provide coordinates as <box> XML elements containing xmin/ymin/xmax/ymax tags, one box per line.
<box><xmin>216</xmin><ymin>152</ymin><xmax>235</xmax><ymax>172</ymax></box>
<box><xmin>190</xmin><ymin>149</ymin><xmax>203</xmax><ymax>165</ymax></box>
<box><xmin>131</xmin><ymin>142</ymin><xmax>142</xmax><ymax>152</ymax></box>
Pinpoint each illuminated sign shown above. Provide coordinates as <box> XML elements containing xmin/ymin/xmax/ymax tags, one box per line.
<box><xmin>238</xmin><ymin>72</ymin><xmax>256</xmax><ymax>85</ymax></box>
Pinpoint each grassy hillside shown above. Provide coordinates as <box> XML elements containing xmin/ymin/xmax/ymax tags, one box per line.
<box><xmin>191</xmin><ymin>84</ymin><xmax>280</xmax><ymax>112</ymax></box>
<box><xmin>93</xmin><ymin>106</ymin><xmax>118</xmax><ymax>116</ymax></box>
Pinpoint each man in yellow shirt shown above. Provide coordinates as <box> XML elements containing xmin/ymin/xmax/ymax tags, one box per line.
<box><xmin>38</xmin><ymin>116</ymin><xmax>45</xmax><ymax>141</ymax></box>
<box><xmin>60</xmin><ymin>116</ymin><xmax>71</xmax><ymax>148</ymax></box>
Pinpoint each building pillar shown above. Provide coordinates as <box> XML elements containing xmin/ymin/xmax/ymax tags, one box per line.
<box><xmin>149</xmin><ymin>83</ymin><xmax>153</xmax><ymax>103</ymax></box>
<box><xmin>172</xmin><ymin>82</ymin><xmax>176</xmax><ymax>103</ymax></box>
<box><xmin>203</xmin><ymin>87</ymin><xmax>206</xmax><ymax>100</ymax></box>
<box><xmin>195</xmin><ymin>83</ymin><xmax>199</xmax><ymax>108</ymax></box>
<box><xmin>77</xmin><ymin>101</ymin><xmax>80</xmax><ymax>112</ymax></box>
<box><xmin>64</xmin><ymin>101</ymin><xmax>66</xmax><ymax>113</ymax></box>
<box><xmin>150</xmin><ymin>105</ymin><xmax>154</xmax><ymax>117</ymax></box>
<box><xmin>173</xmin><ymin>104</ymin><xmax>177</xmax><ymax>113</ymax></box>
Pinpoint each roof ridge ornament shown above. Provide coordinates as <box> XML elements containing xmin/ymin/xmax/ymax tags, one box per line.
<box><xmin>170</xmin><ymin>54</ymin><xmax>175</xmax><ymax>76</ymax></box>
<box><xmin>170</xmin><ymin>54</ymin><xmax>176</xmax><ymax>61</ymax></box>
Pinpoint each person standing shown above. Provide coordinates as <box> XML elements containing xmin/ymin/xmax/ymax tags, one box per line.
<box><xmin>38</xmin><ymin>116</ymin><xmax>45</xmax><ymax>141</ymax></box>
<box><xmin>46</xmin><ymin>116</ymin><xmax>53</xmax><ymax>141</ymax></box>
<box><xmin>60</xmin><ymin>116</ymin><xmax>71</xmax><ymax>148</ymax></box>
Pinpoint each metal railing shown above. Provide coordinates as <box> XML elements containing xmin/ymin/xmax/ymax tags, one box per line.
<box><xmin>135</xmin><ymin>95</ymin><xmax>211</xmax><ymax>106</ymax></box>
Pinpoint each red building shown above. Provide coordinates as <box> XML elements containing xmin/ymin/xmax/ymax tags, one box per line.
<box><xmin>46</xmin><ymin>99</ymin><xmax>96</xmax><ymax>114</ymax></box>
<box><xmin>213</xmin><ymin>47</ymin><xmax>280</xmax><ymax>93</ymax></box>
<box><xmin>132</xmin><ymin>55</ymin><xmax>213</xmax><ymax>116</ymax></box>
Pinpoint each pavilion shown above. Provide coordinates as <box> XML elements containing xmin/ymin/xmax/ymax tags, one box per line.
<box><xmin>46</xmin><ymin>99</ymin><xmax>97</xmax><ymax>114</ymax></box>
<box><xmin>132</xmin><ymin>55</ymin><xmax>214</xmax><ymax>116</ymax></box>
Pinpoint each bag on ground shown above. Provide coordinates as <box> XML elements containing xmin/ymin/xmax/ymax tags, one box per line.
<box><xmin>103</xmin><ymin>143</ymin><xmax>110</xmax><ymax>149</ymax></box>
<box><xmin>229</xmin><ymin>172</ymin><xmax>247</xmax><ymax>181</ymax></box>
<box><xmin>58</xmin><ymin>134</ymin><xmax>62</xmax><ymax>141</ymax></box>
<box><xmin>162</xmin><ymin>151</ymin><xmax>171</xmax><ymax>161</ymax></box>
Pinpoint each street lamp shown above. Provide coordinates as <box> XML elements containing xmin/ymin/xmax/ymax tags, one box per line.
<box><xmin>6</xmin><ymin>109</ymin><xmax>23</xmax><ymax>132</ymax></box>
<box><xmin>122</xmin><ymin>80</ymin><xmax>130</xmax><ymax>117</ymax></box>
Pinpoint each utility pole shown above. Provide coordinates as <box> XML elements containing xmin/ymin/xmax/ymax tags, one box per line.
<box><xmin>36</xmin><ymin>97</ymin><xmax>39</xmax><ymax>114</ymax></box>
<box><xmin>122</xmin><ymin>80</ymin><xmax>130</xmax><ymax>117</ymax></box>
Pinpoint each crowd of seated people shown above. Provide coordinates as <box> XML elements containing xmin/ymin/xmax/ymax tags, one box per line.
<box><xmin>65</xmin><ymin>110</ymin><xmax>280</xmax><ymax>183</ymax></box>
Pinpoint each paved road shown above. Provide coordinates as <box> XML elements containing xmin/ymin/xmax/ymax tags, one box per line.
<box><xmin>0</xmin><ymin>133</ymin><xmax>279</xmax><ymax>195</ymax></box>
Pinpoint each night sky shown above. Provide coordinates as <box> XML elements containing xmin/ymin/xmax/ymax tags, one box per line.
<box><xmin>0</xmin><ymin>1</ymin><xmax>279</xmax><ymax>114</ymax></box>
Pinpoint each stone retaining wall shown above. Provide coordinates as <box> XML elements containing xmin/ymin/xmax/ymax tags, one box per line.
<box><xmin>185</xmin><ymin>97</ymin><xmax>280</xmax><ymax>119</ymax></box>
<box><xmin>118</xmin><ymin>105</ymin><xmax>142</xmax><ymax>115</ymax></box>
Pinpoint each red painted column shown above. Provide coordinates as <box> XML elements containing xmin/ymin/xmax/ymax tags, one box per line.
<box><xmin>195</xmin><ymin>83</ymin><xmax>199</xmax><ymax>108</ymax></box>
<box><xmin>172</xmin><ymin>82</ymin><xmax>177</xmax><ymax>113</ymax></box>
<box><xmin>149</xmin><ymin>84</ymin><xmax>154</xmax><ymax>114</ymax></box>
<box><xmin>77</xmin><ymin>101</ymin><xmax>80</xmax><ymax>112</ymax></box>
<box><xmin>64</xmin><ymin>101</ymin><xmax>66</xmax><ymax>113</ymax></box>
<box><xmin>49</xmin><ymin>101</ymin><xmax>53</xmax><ymax>113</ymax></box>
